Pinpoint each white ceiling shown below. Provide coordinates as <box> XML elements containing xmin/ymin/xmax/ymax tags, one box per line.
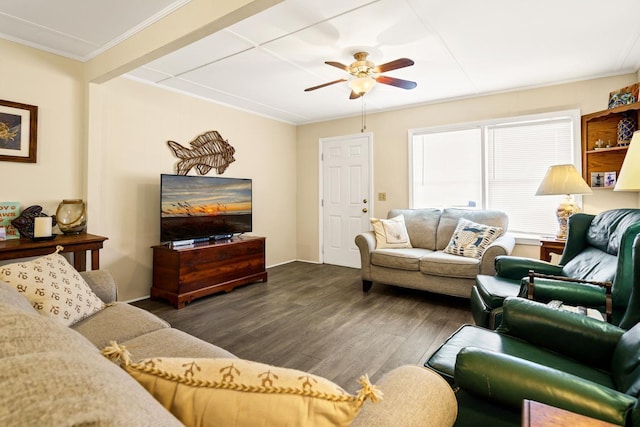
<box><xmin>2</xmin><ymin>0</ymin><xmax>640</xmax><ymax>125</ymax></box>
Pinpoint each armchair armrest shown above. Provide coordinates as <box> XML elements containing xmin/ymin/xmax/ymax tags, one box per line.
<box><xmin>479</xmin><ymin>234</ymin><xmax>516</xmax><ymax>275</ymax></box>
<box><xmin>454</xmin><ymin>348</ymin><xmax>635</xmax><ymax>427</ymax></box>
<box><xmin>494</xmin><ymin>256</ymin><xmax>563</xmax><ymax>280</ymax></box>
<box><xmin>525</xmin><ymin>271</ymin><xmax>612</xmax><ymax>322</ymax></box>
<box><xmin>355</xmin><ymin>231</ymin><xmax>376</xmax><ymax>280</ymax></box>
<box><xmin>496</xmin><ymin>297</ymin><xmax>624</xmax><ymax>369</ymax></box>
<box><xmin>80</xmin><ymin>270</ymin><xmax>117</xmax><ymax>303</ymax></box>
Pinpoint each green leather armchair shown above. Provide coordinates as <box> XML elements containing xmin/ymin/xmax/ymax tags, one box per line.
<box><xmin>426</xmin><ymin>297</ymin><xmax>640</xmax><ymax>426</ymax></box>
<box><xmin>471</xmin><ymin>208</ymin><xmax>640</xmax><ymax>329</ymax></box>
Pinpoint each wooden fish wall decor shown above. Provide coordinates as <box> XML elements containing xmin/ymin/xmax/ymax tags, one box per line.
<box><xmin>167</xmin><ymin>130</ymin><xmax>236</xmax><ymax>175</ymax></box>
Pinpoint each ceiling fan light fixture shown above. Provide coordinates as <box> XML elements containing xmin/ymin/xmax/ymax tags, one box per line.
<box><xmin>349</xmin><ymin>76</ymin><xmax>376</xmax><ymax>95</ymax></box>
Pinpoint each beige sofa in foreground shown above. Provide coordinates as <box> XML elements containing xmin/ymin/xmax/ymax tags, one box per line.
<box><xmin>0</xmin><ymin>268</ymin><xmax>457</xmax><ymax>426</ymax></box>
<box><xmin>356</xmin><ymin>208</ymin><xmax>516</xmax><ymax>298</ymax></box>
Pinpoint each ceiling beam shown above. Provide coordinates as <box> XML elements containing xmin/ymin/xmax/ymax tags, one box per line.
<box><xmin>86</xmin><ymin>0</ymin><xmax>283</xmax><ymax>83</ymax></box>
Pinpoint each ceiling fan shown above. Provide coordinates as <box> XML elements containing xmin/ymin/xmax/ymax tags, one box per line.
<box><xmin>304</xmin><ymin>51</ymin><xmax>417</xmax><ymax>99</ymax></box>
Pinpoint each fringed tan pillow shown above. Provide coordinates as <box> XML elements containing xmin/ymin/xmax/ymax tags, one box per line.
<box><xmin>102</xmin><ymin>342</ymin><xmax>381</xmax><ymax>427</ymax></box>
<box><xmin>0</xmin><ymin>246</ymin><xmax>105</xmax><ymax>325</ymax></box>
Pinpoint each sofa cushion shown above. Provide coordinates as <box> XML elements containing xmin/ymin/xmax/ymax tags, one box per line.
<box><xmin>371</xmin><ymin>248</ymin><xmax>433</xmax><ymax>271</ymax></box>
<box><xmin>388</xmin><ymin>208</ymin><xmax>441</xmax><ymax>250</ymax></box>
<box><xmin>420</xmin><ymin>251</ymin><xmax>480</xmax><ymax>278</ymax></box>
<box><xmin>123</xmin><ymin>357</ymin><xmax>380</xmax><ymax>427</ymax></box>
<box><xmin>72</xmin><ymin>302</ymin><xmax>169</xmax><ymax>349</ymax></box>
<box><xmin>370</xmin><ymin>214</ymin><xmax>412</xmax><ymax>249</ymax></box>
<box><xmin>442</xmin><ymin>218</ymin><xmax>503</xmax><ymax>259</ymax></box>
<box><xmin>122</xmin><ymin>328</ymin><xmax>238</xmax><ymax>360</ymax></box>
<box><xmin>0</xmin><ymin>247</ymin><xmax>105</xmax><ymax>326</ymax></box>
<box><xmin>0</xmin><ymin>302</ymin><xmax>181</xmax><ymax>426</ymax></box>
<box><xmin>436</xmin><ymin>208</ymin><xmax>508</xmax><ymax>250</ymax></box>
<box><xmin>0</xmin><ymin>280</ymin><xmax>36</xmax><ymax>314</ymax></box>
<box><xmin>561</xmin><ymin>246</ymin><xmax>618</xmax><ymax>282</ymax></box>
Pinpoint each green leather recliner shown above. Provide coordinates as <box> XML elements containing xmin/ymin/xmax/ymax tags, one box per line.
<box><xmin>426</xmin><ymin>297</ymin><xmax>640</xmax><ymax>426</ymax></box>
<box><xmin>471</xmin><ymin>208</ymin><xmax>640</xmax><ymax>329</ymax></box>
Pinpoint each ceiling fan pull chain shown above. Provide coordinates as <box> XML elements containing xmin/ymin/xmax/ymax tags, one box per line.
<box><xmin>361</xmin><ymin>96</ymin><xmax>367</xmax><ymax>133</ymax></box>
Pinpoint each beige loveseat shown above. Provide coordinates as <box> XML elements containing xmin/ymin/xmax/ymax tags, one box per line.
<box><xmin>355</xmin><ymin>208</ymin><xmax>515</xmax><ymax>298</ymax></box>
<box><xmin>0</xmin><ymin>268</ymin><xmax>457</xmax><ymax>426</ymax></box>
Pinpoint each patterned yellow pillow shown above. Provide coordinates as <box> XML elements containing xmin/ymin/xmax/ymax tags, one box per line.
<box><xmin>120</xmin><ymin>356</ymin><xmax>381</xmax><ymax>427</ymax></box>
<box><xmin>0</xmin><ymin>246</ymin><xmax>105</xmax><ymax>326</ymax></box>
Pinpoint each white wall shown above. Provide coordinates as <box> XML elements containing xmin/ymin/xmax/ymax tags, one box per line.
<box><xmin>296</xmin><ymin>74</ymin><xmax>640</xmax><ymax>262</ymax></box>
<box><xmin>91</xmin><ymin>77</ymin><xmax>297</xmax><ymax>300</ymax></box>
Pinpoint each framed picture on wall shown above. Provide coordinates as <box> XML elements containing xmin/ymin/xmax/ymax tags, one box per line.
<box><xmin>0</xmin><ymin>99</ymin><xmax>38</xmax><ymax>163</ymax></box>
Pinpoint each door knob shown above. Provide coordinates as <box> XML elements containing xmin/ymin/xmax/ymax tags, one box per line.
<box><xmin>362</xmin><ymin>208</ymin><xmax>368</xmax><ymax>213</ymax></box>
<box><xmin>363</xmin><ymin>199</ymin><xmax>368</xmax><ymax>204</ymax></box>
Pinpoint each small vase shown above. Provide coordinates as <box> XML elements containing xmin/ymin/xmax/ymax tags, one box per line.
<box><xmin>617</xmin><ymin>114</ymin><xmax>636</xmax><ymax>145</ymax></box>
<box><xmin>56</xmin><ymin>199</ymin><xmax>87</xmax><ymax>234</ymax></box>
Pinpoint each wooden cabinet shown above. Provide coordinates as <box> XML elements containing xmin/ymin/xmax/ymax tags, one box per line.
<box><xmin>581</xmin><ymin>102</ymin><xmax>640</xmax><ymax>188</ymax></box>
<box><xmin>151</xmin><ymin>236</ymin><xmax>267</xmax><ymax>308</ymax></box>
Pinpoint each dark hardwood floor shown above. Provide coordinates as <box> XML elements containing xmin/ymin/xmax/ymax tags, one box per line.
<box><xmin>133</xmin><ymin>261</ymin><xmax>473</xmax><ymax>393</ymax></box>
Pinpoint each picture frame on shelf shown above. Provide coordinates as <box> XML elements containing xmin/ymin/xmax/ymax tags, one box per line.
<box><xmin>608</xmin><ymin>83</ymin><xmax>639</xmax><ymax>109</ymax></box>
<box><xmin>0</xmin><ymin>99</ymin><xmax>38</xmax><ymax>163</ymax></box>
<box><xmin>604</xmin><ymin>172</ymin><xmax>617</xmax><ymax>188</ymax></box>
<box><xmin>591</xmin><ymin>172</ymin><xmax>604</xmax><ymax>188</ymax></box>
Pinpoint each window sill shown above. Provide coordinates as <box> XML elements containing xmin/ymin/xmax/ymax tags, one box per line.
<box><xmin>508</xmin><ymin>232</ymin><xmax>547</xmax><ymax>246</ymax></box>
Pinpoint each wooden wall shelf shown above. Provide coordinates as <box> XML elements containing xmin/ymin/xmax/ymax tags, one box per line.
<box><xmin>581</xmin><ymin>102</ymin><xmax>639</xmax><ymax>188</ymax></box>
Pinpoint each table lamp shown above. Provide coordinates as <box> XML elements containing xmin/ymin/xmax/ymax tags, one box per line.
<box><xmin>535</xmin><ymin>164</ymin><xmax>592</xmax><ymax>239</ymax></box>
<box><xmin>614</xmin><ymin>130</ymin><xmax>640</xmax><ymax>191</ymax></box>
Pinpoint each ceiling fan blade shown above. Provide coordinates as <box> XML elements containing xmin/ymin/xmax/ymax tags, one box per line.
<box><xmin>325</xmin><ymin>61</ymin><xmax>350</xmax><ymax>72</ymax></box>
<box><xmin>376</xmin><ymin>75</ymin><xmax>417</xmax><ymax>90</ymax></box>
<box><xmin>349</xmin><ymin>91</ymin><xmax>363</xmax><ymax>100</ymax></box>
<box><xmin>304</xmin><ymin>78</ymin><xmax>347</xmax><ymax>92</ymax></box>
<box><xmin>374</xmin><ymin>58</ymin><xmax>414</xmax><ymax>73</ymax></box>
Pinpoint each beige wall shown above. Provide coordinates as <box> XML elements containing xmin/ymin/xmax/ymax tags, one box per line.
<box><xmin>296</xmin><ymin>74</ymin><xmax>640</xmax><ymax>262</ymax></box>
<box><xmin>1</xmin><ymin>38</ymin><xmax>297</xmax><ymax>301</ymax></box>
<box><xmin>0</xmin><ymin>39</ymin><xmax>84</xmax><ymax>215</ymax></box>
<box><xmin>91</xmin><ymin>77</ymin><xmax>297</xmax><ymax>300</ymax></box>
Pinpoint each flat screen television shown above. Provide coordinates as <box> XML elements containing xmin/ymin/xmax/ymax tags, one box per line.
<box><xmin>160</xmin><ymin>174</ymin><xmax>252</xmax><ymax>243</ymax></box>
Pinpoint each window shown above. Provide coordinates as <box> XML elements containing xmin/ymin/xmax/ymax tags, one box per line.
<box><xmin>409</xmin><ymin>110</ymin><xmax>581</xmax><ymax>237</ymax></box>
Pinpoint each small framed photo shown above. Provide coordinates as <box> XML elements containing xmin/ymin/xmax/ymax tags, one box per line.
<box><xmin>591</xmin><ymin>172</ymin><xmax>604</xmax><ymax>188</ymax></box>
<box><xmin>604</xmin><ymin>171</ymin><xmax>617</xmax><ymax>188</ymax></box>
<box><xmin>0</xmin><ymin>99</ymin><xmax>38</xmax><ymax>163</ymax></box>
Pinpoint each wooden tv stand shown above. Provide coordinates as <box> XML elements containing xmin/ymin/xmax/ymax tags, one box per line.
<box><xmin>150</xmin><ymin>236</ymin><xmax>267</xmax><ymax>308</ymax></box>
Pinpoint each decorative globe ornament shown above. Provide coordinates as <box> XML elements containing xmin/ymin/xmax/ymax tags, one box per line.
<box><xmin>617</xmin><ymin>114</ymin><xmax>637</xmax><ymax>146</ymax></box>
<box><xmin>56</xmin><ymin>199</ymin><xmax>87</xmax><ymax>234</ymax></box>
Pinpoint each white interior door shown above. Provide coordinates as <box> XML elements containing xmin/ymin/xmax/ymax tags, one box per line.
<box><xmin>321</xmin><ymin>133</ymin><xmax>372</xmax><ymax>268</ymax></box>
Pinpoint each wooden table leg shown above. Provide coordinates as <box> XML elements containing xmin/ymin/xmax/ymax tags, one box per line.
<box><xmin>91</xmin><ymin>248</ymin><xmax>100</xmax><ymax>270</ymax></box>
<box><xmin>74</xmin><ymin>251</ymin><xmax>87</xmax><ymax>272</ymax></box>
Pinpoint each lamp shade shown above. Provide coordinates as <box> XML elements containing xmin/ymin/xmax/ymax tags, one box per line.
<box><xmin>535</xmin><ymin>164</ymin><xmax>592</xmax><ymax>196</ymax></box>
<box><xmin>614</xmin><ymin>130</ymin><xmax>640</xmax><ymax>191</ymax></box>
<box><xmin>348</xmin><ymin>76</ymin><xmax>376</xmax><ymax>95</ymax></box>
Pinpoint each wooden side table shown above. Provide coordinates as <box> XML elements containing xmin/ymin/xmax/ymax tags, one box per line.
<box><xmin>539</xmin><ymin>237</ymin><xmax>566</xmax><ymax>262</ymax></box>
<box><xmin>522</xmin><ymin>400</ymin><xmax>619</xmax><ymax>426</ymax></box>
<box><xmin>0</xmin><ymin>233</ymin><xmax>108</xmax><ymax>271</ymax></box>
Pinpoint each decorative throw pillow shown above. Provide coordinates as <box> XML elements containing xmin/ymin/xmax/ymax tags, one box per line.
<box><xmin>443</xmin><ymin>218</ymin><xmax>503</xmax><ymax>259</ymax></box>
<box><xmin>0</xmin><ymin>246</ymin><xmax>105</xmax><ymax>326</ymax></box>
<box><xmin>117</xmin><ymin>355</ymin><xmax>381</xmax><ymax>427</ymax></box>
<box><xmin>370</xmin><ymin>214</ymin><xmax>412</xmax><ymax>249</ymax></box>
